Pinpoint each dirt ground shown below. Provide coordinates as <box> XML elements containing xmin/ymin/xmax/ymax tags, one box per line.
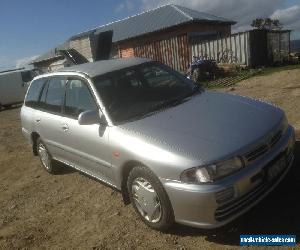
<box><xmin>0</xmin><ymin>69</ymin><xmax>300</xmax><ymax>250</ymax></box>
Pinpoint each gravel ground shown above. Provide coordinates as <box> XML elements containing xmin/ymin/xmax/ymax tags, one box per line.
<box><xmin>0</xmin><ymin>69</ymin><xmax>299</xmax><ymax>250</ymax></box>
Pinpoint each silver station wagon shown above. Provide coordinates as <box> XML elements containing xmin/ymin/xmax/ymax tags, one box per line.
<box><xmin>21</xmin><ymin>58</ymin><xmax>295</xmax><ymax>231</ymax></box>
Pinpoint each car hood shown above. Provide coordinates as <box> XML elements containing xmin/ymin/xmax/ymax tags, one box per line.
<box><xmin>119</xmin><ymin>91</ymin><xmax>284</xmax><ymax>163</ymax></box>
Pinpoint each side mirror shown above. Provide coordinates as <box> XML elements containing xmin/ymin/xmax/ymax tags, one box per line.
<box><xmin>78</xmin><ymin>110</ymin><xmax>108</xmax><ymax>125</ymax></box>
<box><xmin>78</xmin><ymin>110</ymin><xmax>100</xmax><ymax>125</ymax></box>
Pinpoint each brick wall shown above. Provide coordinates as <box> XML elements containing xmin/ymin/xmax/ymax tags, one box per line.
<box><xmin>119</xmin><ymin>45</ymin><xmax>134</xmax><ymax>58</ymax></box>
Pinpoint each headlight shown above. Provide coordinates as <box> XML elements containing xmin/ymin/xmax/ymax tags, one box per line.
<box><xmin>180</xmin><ymin>157</ymin><xmax>244</xmax><ymax>184</ymax></box>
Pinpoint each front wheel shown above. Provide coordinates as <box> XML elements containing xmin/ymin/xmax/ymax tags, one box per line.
<box><xmin>127</xmin><ymin>166</ymin><xmax>174</xmax><ymax>231</ymax></box>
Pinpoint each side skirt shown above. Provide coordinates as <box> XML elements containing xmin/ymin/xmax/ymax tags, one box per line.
<box><xmin>52</xmin><ymin>156</ymin><xmax>119</xmax><ymax>190</ymax></box>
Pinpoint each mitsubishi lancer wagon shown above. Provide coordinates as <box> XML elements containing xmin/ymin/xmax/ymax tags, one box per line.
<box><xmin>21</xmin><ymin>58</ymin><xmax>295</xmax><ymax>231</ymax></box>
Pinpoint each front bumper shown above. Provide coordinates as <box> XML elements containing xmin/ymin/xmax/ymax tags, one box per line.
<box><xmin>161</xmin><ymin>126</ymin><xmax>295</xmax><ymax>229</ymax></box>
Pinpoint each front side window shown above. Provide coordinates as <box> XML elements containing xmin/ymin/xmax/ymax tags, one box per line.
<box><xmin>43</xmin><ymin>77</ymin><xmax>65</xmax><ymax>113</ymax></box>
<box><xmin>64</xmin><ymin>79</ymin><xmax>97</xmax><ymax>119</ymax></box>
<box><xmin>92</xmin><ymin>62</ymin><xmax>200</xmax><ymax>124</ymax></box>
<box><xmin>25</xmin><ymin>78</ymin><xmax>47</xmax><ymax>108</ymax></box>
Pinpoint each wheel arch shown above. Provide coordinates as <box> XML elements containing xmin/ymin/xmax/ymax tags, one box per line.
<box><xmin>31</xmin><ymin>132</ymin><xmax>40</xmax><ymax>156</ymax></box>
<box><xmin>120</xmin><ymin>160</ymin><xmax>149</xmax><ymax>205</ymax></box>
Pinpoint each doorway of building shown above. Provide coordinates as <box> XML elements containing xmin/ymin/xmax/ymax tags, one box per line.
<box><xmin>92</xmin><ymin>30</ymin><xmax>113</xmax><ymax>61</ymax></box>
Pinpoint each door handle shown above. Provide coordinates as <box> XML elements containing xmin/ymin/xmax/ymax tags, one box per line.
<box><xmin>62</xmin><ymin>124</ymin><xmax>69</xmax><ymax>132</ymax></box>
<box><xmin>35</xmin><ymin>118</ymin><xmax>41</xmax><ymax>123</ymax></box>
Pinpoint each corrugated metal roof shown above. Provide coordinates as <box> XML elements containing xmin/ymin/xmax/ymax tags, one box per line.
<box><xmin>173</xmin><ymin>5</ymin><xmax>234</xmax><ymax>23</ymax></box>
<box><xmin>59</xmin><ymin>57</ymin><xmax>152</xmax><ymax>77</ymax></box>
<box><xmin>70</xmin><ymin>4</ymin><xmax>235</xmax><ymax>42</ymax></box>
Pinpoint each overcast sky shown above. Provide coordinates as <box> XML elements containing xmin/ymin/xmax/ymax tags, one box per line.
<box><xmin>0</xmin><ymin>0</ymin><xmax>299</xmax><ymax>70</ymax></box>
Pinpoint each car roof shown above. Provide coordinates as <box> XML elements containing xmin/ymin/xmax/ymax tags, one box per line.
<box><xmin>58</xmin><ymin>57</ymin><xmax>152</xmax><ymax>78</ymax></box>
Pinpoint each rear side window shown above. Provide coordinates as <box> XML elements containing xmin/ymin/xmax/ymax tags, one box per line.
<box><xmin>44</xmin><ymin>77</ymin><xmax>66</xmax><ymax>113</ymax></box>
<box><xmin>25</xmin><ymin>78</ymin><xmax>46</xmax><ymax>108</ymax></box>
<box><xmin>64</xmin><ymin>79</ymin><xmax>97</xmax><ymax>119</ymax></box>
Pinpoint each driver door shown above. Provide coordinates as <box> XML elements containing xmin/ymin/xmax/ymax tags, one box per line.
<box><xmin>60</xmin><ymin>77</ymin><xmax>113</xmax><ymax>183</ymax></box>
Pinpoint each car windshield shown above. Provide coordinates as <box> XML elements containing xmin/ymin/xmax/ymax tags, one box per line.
<box><xmin>92</xmin><ymin>62</ymin><xmax>202</xmax><ymax>124</ymax></box>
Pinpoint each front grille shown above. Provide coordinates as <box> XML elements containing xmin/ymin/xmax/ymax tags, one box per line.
<box><xmin>216</xmin><ymin>187</ymin><xmax>235</xmax><ymax>204</ymax></box>
<box><xmin>215</xmin><ymin>150</ymin><xmax>292</xmax><ymax>222</ymax></box>
<box><xmin>245</xmin><ymin>144</ymin><xmax>269</xmax><ymax>161</ymax></box>
<box><xmin>215</xmin><ymin>182</ymin><xmax>267</xmax><ymax>221</ymax></box>
<box><xmin>244</xmin><ymin>129</ymin><xmax>283</xmax><ymax>163</ymax></box>
<box><xmin>270</xmin><ymin>130</ymin><xmax>283</xmax><ymax>148</ymax></box>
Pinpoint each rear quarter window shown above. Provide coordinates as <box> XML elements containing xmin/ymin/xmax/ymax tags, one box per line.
<box><xmin>24</xmin><ymin>78</ymin><xmax>47</xmax><ymax>108</ymax></box>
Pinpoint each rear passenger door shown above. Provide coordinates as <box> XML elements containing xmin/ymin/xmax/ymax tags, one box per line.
<box><xmin>34</xmin><ymin>76</ymin><xmax>66</xmax><ymax>159</ymax></box>
<box><xmin>60</xmin><ymin>77</ymin><xmax>113</xmax><ymax>182</ymax></box>
<box><xmin>22</xmin><ymin>78</ymin><xmax>47</xmax><ymax>142</ymax></box>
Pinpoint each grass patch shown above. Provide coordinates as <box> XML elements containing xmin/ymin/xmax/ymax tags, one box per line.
<box><xmin>201</xmin><ymin>69</ymin><xmax>261</xmax><ymax>89</ymax></box>
<box><xmin>257</xmin><ymin>63</ymin><xmax>300</xmax><ymax>76</ymax></box>
<box><xmin>202</xmin><ymin>63</ymin><xmax>300</xmax><ymax>89</ymax></box>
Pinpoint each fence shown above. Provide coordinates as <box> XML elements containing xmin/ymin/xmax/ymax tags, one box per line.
<box><xmin>190</xmin><ymin>32</ymin><xmax>251</xmax><ymax>66</ymax></box>
<box><xmin>132</xmin><ymin>30</ymin><xmax>290</xmax><ymax>72</ymax></box>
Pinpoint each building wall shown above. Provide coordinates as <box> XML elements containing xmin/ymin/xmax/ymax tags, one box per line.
<box><xmin>133</xmin><ymin>34</ymin><xmax>189</xmax><ymax>73</ymax></box>
<box><xmin>117</xmin><ymin>22</ymin><xmax>231</xmax><ymax>72</ymax></box>
<box><xmin>69</xmin><ymin>37</ymin><xmax>93</xmax><ymax>62</ymax></box>
<box><xmin>33</xmin><ymin>22</ymin><xmax>231</xmax><ymax>73</ymax></box>
<box><xmin>110</xmin><ymin>44</ymin><xmax>119</xmax><ymax>59</ymax></box>
<box><xmin>33</xmin><ymin>56</ymin><xmax>64</xmax><ymax>73</ymax></box>
<box><xmin>68</xmin><ymin>22</ymin><xmax>231</xmax><ymax>67</ymax></box>
<box><xmin>118</xmin><ymin>22</ymin><xmax>231</xmax><ymax>49</ymax></box>
<box><xmin>33</xmin><ymin>37</ymin><xmax>93</xmax><ymax>73</ymax></box>
<box><xmin>119</xmin><ymin>45</ymin><xmax>134</xmax><ymax>58</ymax></box>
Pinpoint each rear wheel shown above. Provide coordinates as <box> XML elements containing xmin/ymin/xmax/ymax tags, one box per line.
<box><xmin>127</xmin><ymin>166</ymin><xmax>174</xmax><ymax>231</ymax></box>
<box><xmin>36</xmin><ymin>138</ymin><xmax>59</xmax><ymax>174</ymax></box>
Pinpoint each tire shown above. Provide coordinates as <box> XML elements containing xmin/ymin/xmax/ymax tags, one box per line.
<box><xmin>36</xmin><ymin>138</ymin><xmax>59</xmax><ymax>174</ymax></box>
<box><xmin>127</xmin><ymin>166</ymin><xmax>174</xmax><ymax>231</ymax></box>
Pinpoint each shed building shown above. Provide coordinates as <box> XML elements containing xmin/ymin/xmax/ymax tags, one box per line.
<box><xmin>31</xmin><ymin>4</ymin><xmax>235</xmax><ymax>73</ymax></box>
